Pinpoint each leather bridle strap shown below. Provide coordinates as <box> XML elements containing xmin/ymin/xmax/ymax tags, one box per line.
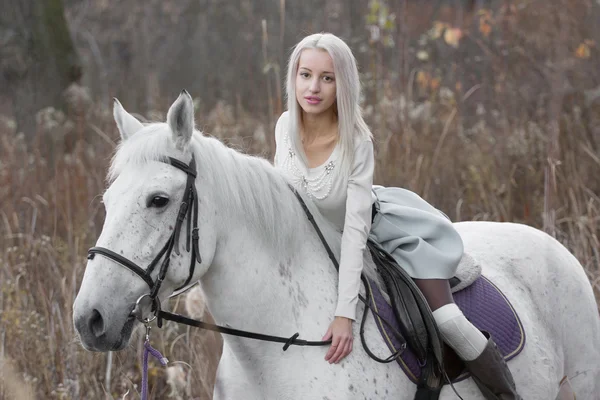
<box><xmin>288</xmin><ymin>185</ymin><xmax>406</xmax><ymax>362</ymax></box>
<box><xmin>158</xmin><ymin>184</ymin><xmax>406</xmax><ymax>357</ymax></box>
<box><xmin>87</xmin><ymin>247</ymin><xmax>156</xmax><ymax>289</ymax></box>
<box><xmin>158</xmin><ymin>310</ymin><xmax>330</xmax><ymax>350</ymax></box>
<box><xmin>87</xmin><ymin>155</ymin><xmax>404</xmax><ymax>358</ymax></box>
<box><xmin>87</xmin><ymin>155</ymin><xmax>201</xmax><ymax>303</ymax></box>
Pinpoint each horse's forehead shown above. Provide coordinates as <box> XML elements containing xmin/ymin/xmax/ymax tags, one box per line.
<box><xmin>108</xmin><ymin>161</ymin><xmax>177</xmax><ymax>194</ymax></box>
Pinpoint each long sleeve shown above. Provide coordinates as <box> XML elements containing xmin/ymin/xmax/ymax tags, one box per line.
<box><xmin>334</xmin><ymin>139</ymin><xmax>374</xmax><ymax>320</ymax></box>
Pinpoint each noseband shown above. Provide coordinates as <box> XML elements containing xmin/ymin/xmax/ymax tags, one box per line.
<box><xmin>87</xmin><ymin>156</ymin><xmax>201</xmax><ymax>316</ymax></box>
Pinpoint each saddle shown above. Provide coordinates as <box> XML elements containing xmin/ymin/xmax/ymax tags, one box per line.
<box><xmin>366</xmin><ymin>240</ymin><xmax>525</xmax><ymax>398</ymax></box>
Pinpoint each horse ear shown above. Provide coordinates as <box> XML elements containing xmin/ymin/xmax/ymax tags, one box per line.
<box><xmin>113</xmin><ymin>98</ymin><xmax>144</xmax><ymax>141</ymax></box>
<box><xmin>167</xmin><ymin>90</ymin><xmax>194</xmax><ymax>149</ymax></box>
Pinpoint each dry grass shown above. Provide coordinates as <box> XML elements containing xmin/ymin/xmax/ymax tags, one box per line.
<box><xmin>0</xmin><ymin>358</ymin><xmax>35</xmax><ymax>400</ymax></box>
<box><xmin>0</xmin><ymin>111</ymin><xmax>222</xmax><ymax>399</ymax></box>
<box><xmin>2</xmin><ymin>1</ymin><xmax>599</xmax><ymax>398</ymax></box>
<box><xmin>1</xmin><ymin>85</ymin><xmax>599</xmax><ymax>399</ymax></box>
<box><xmin>366</xmin><ymin>90</ymin><xmax>600</xmax><ymax>301</ymax></box>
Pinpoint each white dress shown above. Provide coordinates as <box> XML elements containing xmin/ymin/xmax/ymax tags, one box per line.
<box><xmin>274</xmin><ymin>111</ymin><xmax>374</xmax><ymax>321</ymax></box>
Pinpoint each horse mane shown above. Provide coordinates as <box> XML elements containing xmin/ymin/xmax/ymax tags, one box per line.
<box><xmin>108</xmin><ymin>124</ymin><xmax>380</xmax><ymax>285</ymax></box>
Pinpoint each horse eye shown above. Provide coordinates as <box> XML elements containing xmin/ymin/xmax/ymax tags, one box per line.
<box><xmin>148</xmin><ymin>196</ymin><xmax>169</xmax><ymax>208</ymax></box>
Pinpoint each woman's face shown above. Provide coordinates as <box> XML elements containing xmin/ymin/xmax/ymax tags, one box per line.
<box><xmin>295</xmin><ymin>48</ymin><xmax>337</xmax><ymax>117</ymax></box>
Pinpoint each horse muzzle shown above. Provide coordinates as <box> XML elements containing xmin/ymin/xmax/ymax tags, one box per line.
<box><xmin>73</xmin><ymin>304</ymin><xmax>135</xmax><ymax>352</ymax></box>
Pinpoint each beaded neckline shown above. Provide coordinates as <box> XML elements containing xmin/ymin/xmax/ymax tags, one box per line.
<box><xmin>280</xmin><ymin>132</ymin><xmax>337</xmax><ymax>200</ymax></box>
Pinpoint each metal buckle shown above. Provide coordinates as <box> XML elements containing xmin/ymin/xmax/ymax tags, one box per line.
<box><xmin>131</xmin><ymin>293</ymin><xmax>160</xmax><ymax>323</ymax></box>
<box><xmin>144</xmin><ymin>320</ymin><xmax>152</xmax><ymax>341</ymax></box>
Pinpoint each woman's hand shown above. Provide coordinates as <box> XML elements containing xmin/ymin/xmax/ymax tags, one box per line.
<box><xmin>322</xmin><ymin>316</ymin><xmax>353</xmax><ymax>364</ymax></box>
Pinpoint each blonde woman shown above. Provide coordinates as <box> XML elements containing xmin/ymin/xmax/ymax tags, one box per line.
<box><xmin>274</xmin><ymin>32</ymin><xmax>520</xmax><ymax>399</ymax></box>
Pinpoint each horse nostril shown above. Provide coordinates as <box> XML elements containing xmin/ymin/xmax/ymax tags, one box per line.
<box><xmin>89</xmin><ymin>309</ymin><xmax>106</xmax><ymax>338</ymax></box>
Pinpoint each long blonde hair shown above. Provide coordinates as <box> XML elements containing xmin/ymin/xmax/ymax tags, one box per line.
<box><xmin>285</xmin><ymin>33</ymin><xmax>372</xmax><ymax>177</ymax></box>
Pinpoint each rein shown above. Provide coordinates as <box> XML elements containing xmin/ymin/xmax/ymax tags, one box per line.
<box><xmin>154</xmin><ymin>184</ymin><xmax>405</xmax><ymax>360</ymax></box>
<box><xmin>154</xmin><ymin>184</ymin><xmax>406</xmax><ymax>360</ymax></box>
<box><xmin>87</xmin><ymin>155</ymin><xmax>412</xmax><ymax>398</ymax></box>
<box><xmin>87</xmin><ymin>155</ymin><xmax>405</xmax><ymax>353</ymax></box>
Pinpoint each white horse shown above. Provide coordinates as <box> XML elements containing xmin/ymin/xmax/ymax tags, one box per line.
<box><xmin>73</xmin><ymin>92</ymin><xmax>600</xmax><ymax>400</ymax></box>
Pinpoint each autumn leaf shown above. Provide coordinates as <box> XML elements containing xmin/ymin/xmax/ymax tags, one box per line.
<box><xmin>416</xmin><ymin>71</ymin><xmax>441</xmax><ymax>91</ymax></box>
<box><xmin>444</xmin><ymin>28</ymin><xmax>463</xmax><ymax>48</ymax></box>
<box><xmin>575</xmin><ymin>43</ymin><xmax>591</xmax><ymax>59</ymax></box>
<box><xmin>478</xmin><ymin>9</ymin><xmax>493</xmax><ymax>37</ymax></box>
<box><xmin>430</xmin><ymin>21</ymin><xmax>448</xmax><ymax>40</ymax></box>
<box><xmin>416</xmin><ymin>71</ymin><xmax>431</xmax><ymax>89</ymax></box>
<box><xmin>384</xmin><ymin>17</ymin><xmax>395</xmax><ymax>31</ymax></box>
<box><xmin>370</xmin><ymin>0</ymin><xmax>381</xmax><ymax>14</ymax></box>
<box><xmin>480</xmin><ymin>21</ymin><xmax>492</xmax><ymax>37</ymax></box>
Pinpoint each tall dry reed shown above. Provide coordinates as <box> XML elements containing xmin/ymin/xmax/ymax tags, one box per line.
<box><xmin>1</xmin><ymin>87</ymin><xmax>598</xmax><ymax>398</ymax></box>
<box><xmin>2</xmin><ymin>4</ymin><xmax>600</xmax><ymax>389</ymax></box>
<box><xmin>0</xmin><ymin>111</ymin><xmax>221</xmax><ymax>399</ymax></box>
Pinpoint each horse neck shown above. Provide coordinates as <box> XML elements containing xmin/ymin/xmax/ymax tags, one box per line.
<box><xmin>196</xmin><ymin>150</ymin><xmax>339</xmax><ymax>343</ymax></box>
<box><xmin>202</xmin><ymin>222</ymin><xmax>338</xmax><ymax>340</ymax></box>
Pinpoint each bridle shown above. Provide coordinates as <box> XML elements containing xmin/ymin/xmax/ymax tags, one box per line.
<box><xmin>83</xmin><ymin>149</ymin><xmax>457</xmax><ymax>398</ymax></box>
<box><xmin>87</xmin><ymin>155</ymin><xmax>201</xmax><ymax>314</ymax></box>
<box><xmin>85</xmin><ymin>154</ymin><xmax>406</xmax><ymax>357</ymax></box>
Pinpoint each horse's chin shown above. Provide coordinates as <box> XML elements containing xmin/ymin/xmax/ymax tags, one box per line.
<box><xmin>78</xmin><ymin>317</ymin><xmax>136</xmax><ymax>352</ymax></box>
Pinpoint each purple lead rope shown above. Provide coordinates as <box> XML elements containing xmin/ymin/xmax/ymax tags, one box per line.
<box><xmin>141</xmin><ymin>325</ymin><xmax>168</xmax><ymax>400</ymax></box>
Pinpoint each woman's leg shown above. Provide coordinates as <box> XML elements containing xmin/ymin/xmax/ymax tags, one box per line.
<box><xmin>414</xmin><ymin>279</ymin><xmax>487</xmax><ymax>361</ymax></box>
<box><xmin>414</xmin><ymin>278</ymin><xmax>521</xmax><ymax>399</ymax></box>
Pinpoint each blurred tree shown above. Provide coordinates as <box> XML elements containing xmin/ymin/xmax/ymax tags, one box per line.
<box><xmin>0</xmin><ymin>0</ymin><xmax>81</xmax><ymax>142</ymax></box>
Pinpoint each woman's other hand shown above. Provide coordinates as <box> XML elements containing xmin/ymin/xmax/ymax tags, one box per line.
<box><xmin>322</xmin><ymin>316</ymin><xmax>353</xmax><ymax>364</ymax></box>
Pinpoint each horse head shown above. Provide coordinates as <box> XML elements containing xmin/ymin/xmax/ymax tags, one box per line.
<box><xmin>73</xmin><ymin>91</ymin><xmax>216</xmax><ymax>351</ymax></box>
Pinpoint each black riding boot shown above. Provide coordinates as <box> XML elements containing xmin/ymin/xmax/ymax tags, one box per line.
<box><xmin>464</xmin><ymin>335</ymin><xmax>522</xmax><ymax>400</ymax></box>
